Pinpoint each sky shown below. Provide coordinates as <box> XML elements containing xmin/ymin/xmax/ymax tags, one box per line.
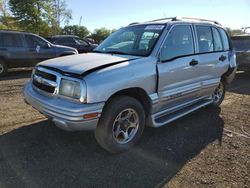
<box><xmin>66</xmin><ymin>0</ymin><xmax>250</xmax><ymax>32</ymax></box>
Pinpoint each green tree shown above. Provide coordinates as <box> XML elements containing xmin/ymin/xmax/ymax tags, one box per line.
<box><xmin>226</xmin><ymin>28</ymin><xmax>244</xmax><ymax>36</ymax></box>
<box><xmin>9</xmin><ymin>0</ymin><xmax>51</xmax><ymax>35</ymax></box>
<box><xmin>62</xmin><ymin>25</ymin><xmax>89</xmax><ymax>38</ymax></box>
<box><xmin>0</xmin><ymin>0</ymin><xmax>18</xmax><ymax>29</ymax></box>
<box><xmin>48</xmin><ymin>0</ymin><xmax>72</xmax><ymax>35</ymax></box>
<box><xmin>90</xmin><ymin>27</ymin><xmax>114</xmax><ymax>43</ymax></box>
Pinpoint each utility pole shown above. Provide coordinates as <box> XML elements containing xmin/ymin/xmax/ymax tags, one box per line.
<box><xmin>79</xmin><ymin>16</ymin><xmax>82</xmax><ymax>26</ymax></box>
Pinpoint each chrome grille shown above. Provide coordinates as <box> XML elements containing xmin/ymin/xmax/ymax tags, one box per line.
<box><xmin>32</xmin><ymin>67</ymin><xmax>58</xmax><ymax>94</ymax></box>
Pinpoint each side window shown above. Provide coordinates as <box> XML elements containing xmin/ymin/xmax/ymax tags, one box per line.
<box><xmin>219</xmin><ymin>28</ymin><xmax>230</xmax><ymax>51</ymax></box>
<box><xmin>161</xmin><ymin>25</ymin><xmax>194</xmax><ymax>61</ymax></box>
<box><xmin>196</xmin><ymin>26</ymin><xmax>213</xmax><ymax>53</ymax></box>
<box><xmin>212</xmin><ymin>28</ymin><xmax>223</xmax><ymax>51</ymax></box>
<box><xmin>25</xmin><ymin>35</ymin><xmax>47</xmax><ymax>48</ymax></box>
<box><xmin>58</xmin><ymin>37</ymin><xmax>75</xmax><ymax>44</ymax></box>
<box><xmin>74</xmin><ymin>38</ymin><xmax>88</xmax><ymax>45</ymax></box>
<box><xmin>2</xmin><ymin>33</ymin><xmax>23</xmax><ymax>47</ymax></box>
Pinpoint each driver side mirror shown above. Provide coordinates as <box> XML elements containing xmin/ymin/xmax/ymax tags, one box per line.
<box><xmin>45</xmin><ymin>43</ymin><xmax>51</xmax><ymax>48</ymax></box>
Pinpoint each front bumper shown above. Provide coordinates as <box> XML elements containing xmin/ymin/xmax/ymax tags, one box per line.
<box><xmin>23</xmin><ymin>81</ymin><xmax>105</xmax><ymax>131</ymax></box>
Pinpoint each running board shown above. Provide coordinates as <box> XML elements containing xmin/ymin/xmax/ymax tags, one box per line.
<box><xmin>151</xmin><ymin>98</ymin><xmax>213</xmax><ymax>127</ymax></box>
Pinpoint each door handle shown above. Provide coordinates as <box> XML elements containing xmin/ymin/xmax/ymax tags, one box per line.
<box><xmin>219</xmin><ymin>55</ymin><xmax>227</xmax><ymax>62</ymax></box>
<box><xmin>189</xmin><ymin>59</ymin><xmax>199</xmax><ymax>66</ymax></box>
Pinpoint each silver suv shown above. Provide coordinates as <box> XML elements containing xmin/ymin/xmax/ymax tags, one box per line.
<box><xmin>24</xmin><ymin>17</ymin><xmax>237</xmax><ymax>153</ymax></box>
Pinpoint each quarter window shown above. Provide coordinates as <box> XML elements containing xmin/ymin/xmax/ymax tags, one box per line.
<box><xmin>212</xmin><ymin>28</ymin><xmax>223</xmax><ymax>51</ymax></box>
<box><xmin>161</xmin><ymin>25</ymin><xmax>194</xmax><ymax>61</ymax></box>
<box><xmin>196</xmin><ymin>26</ymin><xmax>214</xmax><ymax>53</ymax></box>
<box><xmin>219</xmin><ymin>28</ymin><xmax>230</xmax><ymax>51</ymax></box>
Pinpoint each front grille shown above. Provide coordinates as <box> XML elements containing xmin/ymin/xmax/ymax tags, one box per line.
<box><xmin>32</xmin><ymin>67</ymin><xmax>57</xmax><ymax>94</ymax></box>
<box><xmin>32</xmin><ymin>79</ymin><xmax>55</xmax><ymax>93</ymax></box>
<box><xmin>35</xmin><ymin>69</ymin><xmax>57</xmax><ymax>81</ymax></box>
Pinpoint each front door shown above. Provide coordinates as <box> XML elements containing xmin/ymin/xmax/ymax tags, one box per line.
<box><xmin>24</xmin><ymin>34</ymin><xmax>56</xmax><ymax>66</ymax></box>
<box><xmin>157</xmin><ymin>24</ymin><xmax>201</xmax><ymax>112</ymax></box>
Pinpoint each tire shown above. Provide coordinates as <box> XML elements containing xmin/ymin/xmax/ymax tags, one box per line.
<box><xmin>210</xmin><ymin>81</ymin><xmax>226</xmax><ymax>107</ymax></box>
<box><xmin>95</xmin><ymin>96</ymin><xmax>146</xmax><ymax>153</ymax></box>
<box><xmin>0</xmin><ymin>60</ymin><xmax>7</xmax><ymax>77</ymax></box>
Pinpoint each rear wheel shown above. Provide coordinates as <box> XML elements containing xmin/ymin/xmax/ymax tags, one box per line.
<box><xmin>94</xmin><ymin>96</ymin><xmax>145</xmax><ymax>153</ymax></box>
<box><xmin>210</xmin><ymin>81</ymin><xmax>226</xmax><ymax>107</ymax></box>
<box><xmin>0</xmin><ymin>60</ymin><xmax>7</xmax><ymax>77</ymax></box>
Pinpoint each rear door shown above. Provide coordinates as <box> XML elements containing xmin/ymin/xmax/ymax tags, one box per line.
<box><xmin>157</xmin><ymin>24</ymin><xmax>200</xmax><ymax>112</ymax></box>
<box><xmin>194</xmin><ymin>25</ymin><xmax>229</xmax><ymax>97</ymax></box>
<box><xmin>0</xmin><ymin>32</ymin><xmax>28</xmax><ymax>68</ymax></box>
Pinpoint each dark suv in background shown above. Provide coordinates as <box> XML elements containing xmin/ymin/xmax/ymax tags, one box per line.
<box><xmin>231</xmin><ymin>35</ymin><xmax>250</xmax><ymax>71</ymax></box>
<box><xmin>0</xmin><ymin>30</ymin><xmax>78</xmax><ymax>77</ymax></box>
<box><xmin>46</xmin><ymin>35</ymin><xmax>97</xmax><ymax>53</ymax></box>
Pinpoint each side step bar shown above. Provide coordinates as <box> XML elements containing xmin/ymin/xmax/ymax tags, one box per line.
<box><xmin>151</xmin><ymin>98</ymin><xmax>213</xmax><ymax>127</ymax></box>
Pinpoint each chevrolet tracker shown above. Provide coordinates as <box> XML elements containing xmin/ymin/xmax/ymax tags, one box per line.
<box><xmin>24</xmin><ymin>17</ymin><xmax>237</xmax><ymax>153</ymax></box>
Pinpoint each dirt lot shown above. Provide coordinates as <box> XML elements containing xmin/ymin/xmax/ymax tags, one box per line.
<box><xmin>0</xmin><ymin>69</ymin><xmax>249</xmax><ymax>188</ymax></box>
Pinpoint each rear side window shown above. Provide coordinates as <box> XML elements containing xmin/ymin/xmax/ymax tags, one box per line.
<box><xmin>161</xmin><ymin>25</ymin><xmax>194</xmax><ymax>61</ymax></box>
<box><xmin>219</xmin><ymin>28</ymin><xmax>230</xmax><ymax>51</ymax></box>
<box><xmin>57</xmin><ymin>37</ymin><xmax>75</xmax><ymax>44</ymax></box>
<box><xmin>212</xmin><ymin>28</ymin><xmax>223</xmax><ymax>51</ymax></box>
<box><xmin>1</xmin><ymin>33</ymin><xmax>23</xmax><ymax>47</ymax></box>
<box><xmin>196</xmin><ymin>26</ymin><xmax>213</xmax><ymax>53</ymax></box>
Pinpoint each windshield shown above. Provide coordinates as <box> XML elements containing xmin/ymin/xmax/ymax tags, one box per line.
<box><xmin>94</xmin><ymin>24</ymin><xmax>165</xmax><ymax>56</ymax></box>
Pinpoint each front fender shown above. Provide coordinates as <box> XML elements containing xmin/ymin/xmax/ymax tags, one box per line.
<box><xmin>84</xmin><ymin>57</ymin><xmax>157</xmax><ymax>103</ymax></box>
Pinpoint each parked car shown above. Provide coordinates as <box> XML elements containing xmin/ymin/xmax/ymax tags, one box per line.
<box><xmin>231</xmin><ymin>35</ymin><xmax>250</xmax><ymax>71</ymax></box>
<box><xmin>0</xmin><ymin>30</ymin><xmax>78</xmax><ymax>77</ymax></box>
<box><xmin>46</xmin><ymin>35</ymin><xmax>98</xmax><ymax>53</ymax></box>
<box><xmin>24</xmin><ymin>17</ymin><xmax>237</xmax><ymax>153</ymax></box>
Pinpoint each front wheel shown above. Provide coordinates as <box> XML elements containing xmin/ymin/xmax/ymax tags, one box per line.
<box><xmin>94</xmin><ymin>96</ymin><xmax>145</xmax><ymax>153</ymax></box>
<box><xmin>210</xmin><ymin>81</ymin><xmax>226</xmax><ymax>107</ymax></box>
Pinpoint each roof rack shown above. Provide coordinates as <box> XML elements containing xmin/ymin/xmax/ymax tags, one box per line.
<box><xmin>148</xmin><ymin>16</ymin><xmax>221</xmax><ymax>25</ymax></box>
<box><xmin>128</xmin><ymin>16</ymin><xmax>221</xmax><ymax>26</ymax></box>
<box><xmin>180</xmin><ymin>17</ymin><xmax>222</xmax><ymax>25</ymax></box>
<box><xmin>147</xmin><ymin>17</ymin><xmax>178</xmax><ymax>22</ymax></box>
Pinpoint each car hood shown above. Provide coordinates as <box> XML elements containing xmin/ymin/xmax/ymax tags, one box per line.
<box><xmin>38</xmin><ymin>53</ymin><xmax>140</xmax><ymax>75</ymax></box>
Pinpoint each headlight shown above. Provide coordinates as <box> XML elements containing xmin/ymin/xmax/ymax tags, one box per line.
<box><xmin>59</xmin><ymin>79</ymin><xmax>81</xmax><ymax>100</ymax></box>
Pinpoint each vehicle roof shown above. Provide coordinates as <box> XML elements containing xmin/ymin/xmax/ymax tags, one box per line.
<box><xmin>51</xmin><ymin>35</ymin><xmax>80</xmax><ymax>38</ymax></box>
<box><xmin>0</xmin><ymin>30</ymin><xmax>37</xmax><ymax>35</ymax></box>
<box><xmin>129</xmin><ymin>16</ymin><xmax>223</xmax><ymax>28</ymax></box>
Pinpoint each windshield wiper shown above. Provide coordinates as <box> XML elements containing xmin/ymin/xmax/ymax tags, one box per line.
<box><xmin>104</xmin><ymin>51</ymin><xmax>129</xmax><ymax>55</ymax></box>
<box><xmin>92</xmin><ymin>50</ymin><xmax>104</xmax><ymax>53</ymax></box>
<box><xmin>93</xmin><ymin>50</ymin><xmax>129</xmax><ymax>55</ymax></box>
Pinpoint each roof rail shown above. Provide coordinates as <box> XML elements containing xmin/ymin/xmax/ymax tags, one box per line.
<box><xmin>147</xmin><ymin>17</ymin><xmax>178</xmax><ymax>23</ymax></box>
<box><xmin>180</xmin><ymin>17</ymin><xmax>222</xmax><ymax>25</ymax></box>
<box><xmin>129</xmin><ymin>16</ymin><xmax>221</xmax><ymax>26</ymax></box>
<box><xmin>129</xmin><ymin>22</ymin><xmax>140</xmax><ymax>26</ymax></box>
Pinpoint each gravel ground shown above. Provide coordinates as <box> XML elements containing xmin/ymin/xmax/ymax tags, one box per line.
<box><xmin>0</xmin><ymin>69</ymin><xmax>249</xmax><ymax>188</ymax></box>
